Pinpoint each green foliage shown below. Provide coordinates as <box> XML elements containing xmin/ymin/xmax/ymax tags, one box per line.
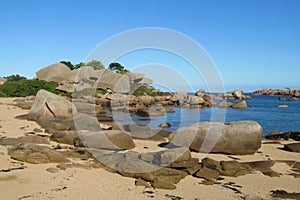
<box><xmin>0</xmin><ymin>79</ymin><xmax>59</xmax><ymax>97</ymax></box>
<box><xmin>4</xmin><ymin>74</ymin><xmax>27</xmax><ymax>82</ymax></box>
<box><xmin>109</xmin><ymin>62</ymin><xmax>124</xmax><ymax>71</ymax></box>
<box><xmin>96</xmin><ymin>89</ymin><xmax>108</xmax><ymax>95</ymax></box>
<box><xmin>116</xmin><ymin>69</ymin><xmax>129</xmax><ymax>74</ymax></box>
<box><xmin>60</xmin><ymin>61</ymin><xmax>75</xmax><ymax>70</ymax></box>
<box><xmin>109</xmin><ymin>62</ymin><xmax>130</xmax><ymax>74</ymax></box>
<box><xmin>60</xmin><ymin>60</ymin><xmax>104</xmax><ymax>70</ymax></box>
<box><xmin>81</xmin><ymin>78</ymin><xmax>94</xmax><ymax>85</ymax></box>
<box><xmin>75</xmin><ymin>62</ymin><xmax>85</xmax><ymax>69</ymax></box>
<box><xmin>132</xmin><ymin>85</ymin><xmax>153</xmax><ymax>96</ymax></box>
<box><xmin>86</xmin><ymin>60</ymin><xmax>104</xmax><ymax>70</ymax></box>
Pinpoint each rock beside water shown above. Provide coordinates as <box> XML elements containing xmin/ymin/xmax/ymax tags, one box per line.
<box><xmin>169</xmin><ymin>121</ymin><xmax>262</xmax><ymax>155</ymax></box>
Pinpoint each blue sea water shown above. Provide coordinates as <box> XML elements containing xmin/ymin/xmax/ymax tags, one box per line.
<box><xmin>129</xmin><ymin>95</ymin><xmax>300</xmax><ymax>135</ymax></box>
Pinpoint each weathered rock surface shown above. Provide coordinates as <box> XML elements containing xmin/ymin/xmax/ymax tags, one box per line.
<box><xmin>50</xmin><ymin>131</ymin><xmax>78</xmax><ymax>145</ymax></box>
<box><xmin>283</xmin><ymin>143</ymin><xmax>300</xmax><ymax>153</ymax></box>
<box><xmin>199</xmin><ymin>158</ymin><xmax>253</xmax><ymax>178</ymax></box>
<box><xmin>97</xmin><ymin>69</ymin><xmax>130</xmax><ymax>94</ymax></box>
<box><xmin>36</xmin><ymin>63</ymin><xmax>71</xmax><ymax>83</ymax></box>
<box><xmin>28</xmin><ymin>90</ymin><xmax>77</xmax><ymax>122</ymax></box>
<box><xmin>75</xmin><ymin>130</ymin><xmax>135</xmax><ymax>150</ymax></box>
<box><xmin>0</xmin><ymin>135</ymin><xmax>50</xmax><ymax>146</ymax></box>
<box><xmin>8</xmin><ymin>143</ymin><xmax>69</xmax><ymax>164</ymax></box>
<box><xmin>243</xmin><ymin>160</ymin><xmax>280</xmax><ymax>177</ymax></box>
<box><xmin>169</xmin><ymin>121</ymin><xmax>262</xmax><ymax>155</ymax></box>
<box><xmin>218</xmin><ymin>102</ymin><xmax>233</xmax><ymax>108</ymax></box>
<box><xmin>232</xmin><ymin>101</ymin><xmax>247</xmax><ymax>109</ymax></box>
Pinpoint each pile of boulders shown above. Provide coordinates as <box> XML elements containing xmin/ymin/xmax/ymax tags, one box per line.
<box><xmin>224</xmin><ymin>90</ymin><xmax>251</xmax><ymax>100</ymax></box>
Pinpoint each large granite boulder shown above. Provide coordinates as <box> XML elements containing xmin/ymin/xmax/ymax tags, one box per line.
<box><xmin>8</xmin><ymin>143</ymin><xmax>69</xmax><ymax>164</ymax></box>
<box><xmin>176</xmin><ymin>91</ymin><xmax>188</xmax><ymax>102</ymax></box>
<box><xmin>169</xmin><ymin>121</ymin><xmax>262</xmax><ymax>155</ymax></box>
<box><xmin>36</xmin><ymin>63</ymin><xmax>71</xmax><ymax>83</ymax></box>
<box><xmin>97</xmin><ymin>69</ymin><xmax>130</xmax><ymax>94</ymax></box>
<box><xmin>28</xmin><ymin>90</ymin><xmax>77</xmax><ymax>122</ymax></box>
<box><xmin>233</xmin><ymin>90</ymin><xmax>243</xmax><ymax>99</ymax></box>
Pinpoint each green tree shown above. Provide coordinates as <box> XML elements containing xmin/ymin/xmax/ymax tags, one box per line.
<box><xmin>109</xmin><ymin>62</ymin><xmax>124</xmax><ymax>71</ymax></box>
<box><xmin>109</xmin><ymin>62</ymin><xmax>129</xmax><ymax>74</ymax></box>
<box><xmin>60</xmin><ymin>61</ymin><xmax>75</xmax><ymax>70</ymax></box>
<box><xmin>75</xmin><ymin>62</ymin><xmax>85</xmax><ymax>69</ymax></box>
<box><xmin>86</xmin><ymin>60</ymin><xmax>104</xmax><ymax>70</ymax></box>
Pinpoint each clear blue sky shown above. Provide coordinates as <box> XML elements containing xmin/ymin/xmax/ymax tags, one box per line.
<box><xmin>0</xmin><ymin>0</ymin><xmax>299</xmax><ymax>92</ymax></box>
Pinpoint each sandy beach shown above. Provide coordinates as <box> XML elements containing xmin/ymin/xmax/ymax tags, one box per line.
<box><xmin>0</xmin><ymin>98</ymin><xmax>299</xmax><ymax>200</ymax></box>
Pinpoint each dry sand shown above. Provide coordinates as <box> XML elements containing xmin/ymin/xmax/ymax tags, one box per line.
<box><xmin>0</xmin><ymin>98</ymin><xmax>299</xmax><ymax>200</ymax></box>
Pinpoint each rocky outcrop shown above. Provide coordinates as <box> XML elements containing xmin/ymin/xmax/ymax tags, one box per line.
<box><xmin>169</xmin><ymin>121</ymin><xmax>262</xmax><ymax>155</ymax></box>
<box><xmin>252</xmin><ymin>88</ymin><xmax>300</xmax><ymax>97</ymax></box>
<box><xmin>224</xmin><ymin>90</ymin><xmax>249</xmax><ymax>100</ymax></box>
<box><xmin>89</xmin><ymin>147</ymin><xmax>196</xmax><ymax>189</ymax></box>
<box><xmin>8</xmin><ymin>143</ymin><xmax>69</xmax><ymax>164</ymax></box>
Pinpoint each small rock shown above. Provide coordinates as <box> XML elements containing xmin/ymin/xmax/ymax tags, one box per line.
<box><xmin>46</xmin><ymin>167</ymin><xmax>59</xmax><ymax>173</ymax></box>
<box><xmin>277</xmin><ymin>105</ymin><xmax>288</xmax><ymax>108</ymax></box>
<box><xmin>159</xmin><ymin>123</ymin><xmax>171</xmax><ymax>128</ymax></box>
<box><xmin>195</xmin><ymin>167</ymin><xmax>220</xmax><ymax>179</ymax></box>
<box><xmin>135</xmin><ymin>178</ymin><xmax>151</xmax><ymax>188</ymax></box>
<box><xmin>151</xmin><ymin>179</ymin><xmax>176</xmax><ymax>190</ymax></box>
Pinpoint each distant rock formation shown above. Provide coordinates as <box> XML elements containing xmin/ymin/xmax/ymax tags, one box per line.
<box><xmin>252</xmin><ymin>88</ymin><xmax>300</xmax><ymax>97</ymax></box>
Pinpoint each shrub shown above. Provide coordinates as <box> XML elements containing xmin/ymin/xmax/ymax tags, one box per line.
<box><xmin>132</xmin><ymin>85</ymin><xmax>153</xmax><ymax>96</ymax></box>
<box><xmin>0</xmin><ymin>79</ymin><xmax>59</xmax><ymax>97</ymax></box>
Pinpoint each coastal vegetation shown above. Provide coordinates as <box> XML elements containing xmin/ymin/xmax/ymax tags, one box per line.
<box><xmin>0</xmin><ymin>79</ymin><xmax>59</xmax><ymax>97</ymax></box>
